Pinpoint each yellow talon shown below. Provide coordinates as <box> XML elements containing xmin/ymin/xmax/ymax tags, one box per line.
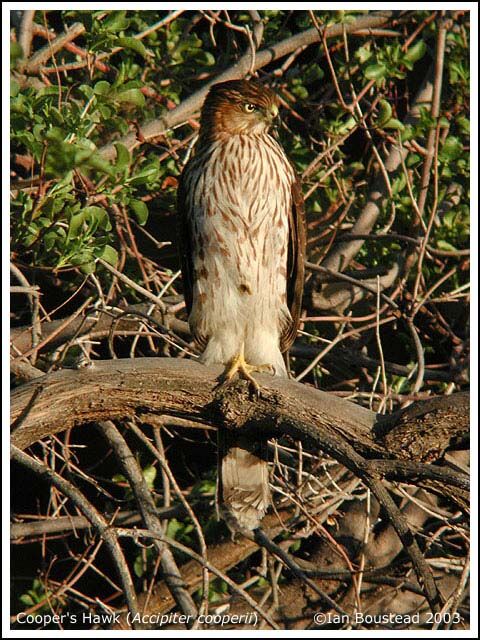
<box><xmin>219</xmin><ymin>350</ymin><xmax>273</xmax><ymax>392</ymax></box>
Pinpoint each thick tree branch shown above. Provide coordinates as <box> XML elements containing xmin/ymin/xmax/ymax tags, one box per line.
<box><xmin>10</xmin><ymin>358</ymin><xmax>468</xmax><ymax>470</ymax></box>
<box><xmin>10</xmin><ymin>357</ymin><xmax>469</xmax><ymax>615</ymax></box>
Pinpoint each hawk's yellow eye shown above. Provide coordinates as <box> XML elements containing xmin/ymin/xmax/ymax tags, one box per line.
<box><xmin>244</xmin><ymin>103</ymin><xmax>256</xmax><ymax>113</ymax></box>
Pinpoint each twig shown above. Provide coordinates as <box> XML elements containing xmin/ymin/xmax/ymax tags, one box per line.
<box><xmin>375</xmin><ymin>276</ymin><xmax>388</xmax><ymax>412</ymax></box>
<box><xmin>11</xmin><ymin>444</ymin><xmax>141</xmax><ymax>627</ymax></box>
<box><xmin>11</xmin><ymin>504</ymin><xmax>191</xmax><ymax>540</ymax></box>
<box><xmin>295</xmin><ymin>313</ymin><xmax>348</xmax><ymax>382</ymax></box>
<box><xmin>406</xmin><ymin>317</ymin><xmax>426</xmax><ymax>394</ymax></box>
<box><xmin>18</xmin><ymin>10</ymin><xmax>36</xmax><ymax>65</ymax></box>
<box><xmin>10</xmin><ymin>264</ymin><xmax>42</xmax><ymax>349</ymax></box>
<box><xmin>410</xmin><ymin>15</ymin><xmax>447</xmax><ymax>304</ymax></box>
<box><xmin>96</xmin><ymin>420</ymin><xmax>198</xmax><ymax>623</ymax></box>
<box><xmin>97</xmin><ymin>259</ymin><xmax>167</xmax><ymax>314</ymax></box>
<box><xmin>25</xmin><ymin>22</ymin><xmax>86</xmax><ymax>73</ymax></box>
<box><xmin>115</xmin><ymin>527</ymin><xmax>280</xmax><ymax>629</ymax></box>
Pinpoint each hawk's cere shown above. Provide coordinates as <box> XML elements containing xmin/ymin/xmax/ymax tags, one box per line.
<box><xmin>178</xmin><ymin>79</ymin><xmax>306</xmax><ymax>532</ymax></box>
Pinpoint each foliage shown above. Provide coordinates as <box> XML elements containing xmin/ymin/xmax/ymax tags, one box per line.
<box><xmin>10</xmin><ymin>9</ymin><xmax>470</xmax><ymax>631</ymax></box>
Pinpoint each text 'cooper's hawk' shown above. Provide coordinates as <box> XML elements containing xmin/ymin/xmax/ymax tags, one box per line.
<box><xmin>178</xmin><ymin>79</ymin><xmax>306</xmax><ymax>533</ymax></box>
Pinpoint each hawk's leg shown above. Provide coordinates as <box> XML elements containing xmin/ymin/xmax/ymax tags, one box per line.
<box><xmin>218</xmin><ymin>345</ymin><xmax>273</xmax><ymax>393</ymax></box>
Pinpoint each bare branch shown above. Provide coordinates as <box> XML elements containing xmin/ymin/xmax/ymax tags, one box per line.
<box><xmin>96</xmin><ymin>420</ymin><xmax>198</xmax><ymax>622</ymax></box>
<box><xmin>18</xmin><ymin>10</ymin><xmax>36</xmax><ymax>64</ymax></box>
<box><xmin>11</xmin><ymin>444</ymin><xmax>141</xmax><ymax>628</ymax></box>
<box><xmin>25</xmin><ymin>22</ymin><xmax>86</xmax><ymax>74</ymax></box>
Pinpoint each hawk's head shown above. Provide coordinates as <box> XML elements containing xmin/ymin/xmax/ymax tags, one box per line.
<box><xmin>199</xmin><ymin>79</ymin><xmax>280</xmax><ymax>138</ymax></box>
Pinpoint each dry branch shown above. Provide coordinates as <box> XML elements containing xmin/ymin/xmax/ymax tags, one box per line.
<box><xmin>25</xmin><ymin>22</ymin><xmax>86</xmax><ymax>73</ymax></box>
<box><xmin>96</xmin><ymin>420</ymin><xmax>198</xmax><ymax>621</ymax></box>
<box><xmin>10</xmin><ymin>444</ymin><xmax>142</xmax><ymax>628</ymax></box>
<box><xmin>10</xmin><ymin>356</ymin><xmax>469</xmax><ymax>612</ymax></box>
<box><xmin>10</xmin><ymin>357</ymin><xmax>468</xmax><ymax>464</ymax></box>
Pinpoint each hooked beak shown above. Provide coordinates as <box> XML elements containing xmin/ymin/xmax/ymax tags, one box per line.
<box><xmin>269</xmin><ymin>103</ymin><xmax>279</xmax><ymax>121</ymax></box>
<box><xmin>266</xmin><ymin>103</ymin><xmax>279</xmax><ymax>126</ymax></box>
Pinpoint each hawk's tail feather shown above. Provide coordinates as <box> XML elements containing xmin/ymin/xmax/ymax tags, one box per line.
<box><xmin>216</xmin><ymin>430</ymin><xmax>271</xmax><ymax>534</ymax></box>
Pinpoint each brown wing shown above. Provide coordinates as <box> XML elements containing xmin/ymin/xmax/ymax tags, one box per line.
<box><xmin>280</xmin><ymin>174</ymin><xmax>306</xmax><ymax>353</ymax></box>
<box><xmin>177</xmin><ymin>166</ymin><xmax>209</xmax><ymax>350</ymax></box>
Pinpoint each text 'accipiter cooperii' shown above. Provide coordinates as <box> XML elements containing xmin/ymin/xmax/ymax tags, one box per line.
<box><xmin>178</xmin><ymin>79</ymin><xmax>306</xmax><ymax>533</ymax></box>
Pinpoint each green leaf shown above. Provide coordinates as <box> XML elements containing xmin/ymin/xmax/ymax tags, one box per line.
<box><xmin>142</xmin><ymin>465</ymin><xmax>157</xmax><ymax>489</ymax></box>
<box><xmin>456</xmin><ymin>116</ymin><xmax>470</xmax><ymax>135</ymax></box>
<box><xmin>303</xmin><ymin>63</ymin><xmax>324</xmax><ymax>84</ymax></box>
<box><xmin>67</xmin><ymin>206</ymin><xmax>109</xmax><ymax>241</ymax></box>
<box><xmin>336</xmin><ymin>115</ymin><xmax>356</xmax><ymax>136</ymax></box>
<box><xmin>404</xmin><ymin>40</ymin><xmax>427</xmax><ymax>63</ymax></box>
<box><xmin>376</xmin><ymin>99</ymin><xmax>392</xmax><ymax>127</ymax></box>
<box><xmin>115</xmin><ymin>89</ymin><xmax>145</xmax><ymax>107</ymax></box>
<box><xmin>103</xmin><ymin>10</ymin><xmax>130</xmax><ymax>33</ymax></box>
<box><xmin>436</xmin><ymin>239</ymin><xmax>458</xmax><ymax>252</ymax></box>
<box><xmin>392</xmin><ymin>173</ymin><xmax>407</xmax><ymax>195</ymax></box>
<box><xmin>383</xmin><ymin>118</ymin><xmax>405</xmax><ymax>131</ymax></box>
<box><xmin>127</xmin><ymin>165</ymin><xmax>159</xmax><ymax>186</ymax></box>
<box><xmin>193</xmin><ymin>50</ymin><xmax>215</xmax><ymax>67</ymax></box>
<box><xmin>116</xmin><ymin>37</ymin><xmax>148</xmax><ymax>58</ymax></box>
<box><xmin>94</xmin><ymin>80</ymin><xmax>111</xmax><ymax>96</ymax></box>
<box><xmin>356</xmin><ymin>45</ymin><xmax>372</xmax><ymax>64</ymax></box>
<box><xmin>79</xmin><ymin>84</ymin><xmax>94</xmax><ymax>99</ymax></box>
<box><xmin>134</xmin><ymin>553</ymin><xmax>146</xmax><ymax>578</ymax></box>
<box><xmin>364</xmin><ymin>64</ymin><xmax>387</xmax><ymax>81</ymax></box>
<box><xmin>166</xmin><ymin>518</ymin><xmax>183</xmax><ymax>540</ymax></box>
<box><xmin>70</xmin><ymin>250</ymin><xmax>94</xmax><ymax>267</ymax></box>
<box><xmin>84</xmin><ymin>152</ymin><xmax>116</xmax><ymax>177</ymax></box>
<box><xmin>19</xmin><ymin>594</ymin><xmax>35</xmax><ymax>606</ymax></box>
<box><xmin>43</xmin><ymin>230</ymin><xmax>59</xmax><ymax>252</ymax></box>
<box><xmin>67</xmin><ymin>212</ymin><xmax>87</xmax><ymax>240</ymax></box>
<box><xmin>83</xmin><ymin>205</ymin><xmax>111</xmax><ymax>230</ymax></box>
<box><xmin>32</xmin><ymin>123</ymin><xmax>46</xmax><ymax>141</ymax></box>
<box><xmin>96</xmin><ymin>244</ymin><xmax>118</xmax><ymax>266</ymax></box>
<box><xmin>45</xmin><ymin>127</ymin><xmax>67</xmax><ymax>142</ymax></box>
<box><xmin>114</xmin><ymin>142</ymin><xmax>131</xmax><ymax>170</ymax></box>
<box><xmin>11</xmin><ymin>41</ymin><xmax>23</xmax><ymax>66</ymax></box>
<box><xmin>439</xmin><ymin>136</ymin><xmax>463</xmax><ymax>161</ymax></box>
<box><xmin>11</xmin><ymin>78</ymin><xmax>20</xmax><ymax>97</ymax></box>
<box><xmin>392</xmin><ymin>173</ymin><xmax>407</xmax><ymax>196</ymax></box>
<box><xmin>130</xmin><ymin>199</ymin><xmax>149</xmax><ymax>225</ymax></box>
<box><xmin>79</xmin><ymin>261</ymin><xmax>96</xmax><ymax>275</ymax></box>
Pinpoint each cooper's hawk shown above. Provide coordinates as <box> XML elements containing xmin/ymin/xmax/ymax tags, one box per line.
<box><xmin>178</xmin><ymin>79</ymin><xmax>305</xmax><ymax>533</ymax></box>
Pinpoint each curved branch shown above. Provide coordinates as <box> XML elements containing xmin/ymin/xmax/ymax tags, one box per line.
<box><xmin>10</xmin><ymin>357</ymin><xmax>468</xmax><ymax>613</ymax></box>
<box><xmin>10</xmin><ymin>358</ymin><xmax>468</xmax><ymax>472</ymax></box>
